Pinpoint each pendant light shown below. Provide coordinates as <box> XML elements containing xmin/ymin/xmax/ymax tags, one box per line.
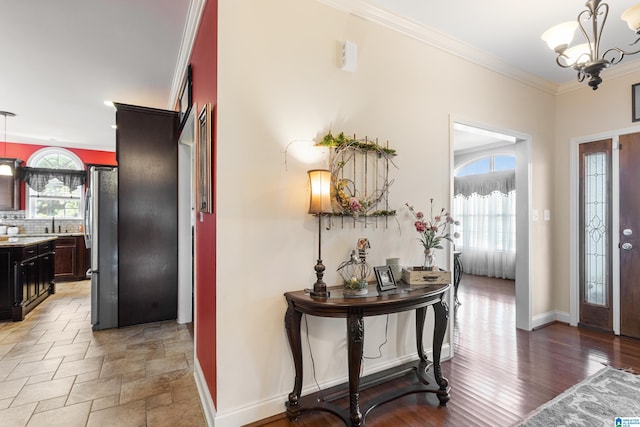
<box><xmin>542</xmin><ymin>0</ymin><xmax>640</xmax><ymax>90</ymax></box>
<box><xmin>0</xmin><ymin>111</ymin><xmax>15</xmax><ymax>176</ymax></box>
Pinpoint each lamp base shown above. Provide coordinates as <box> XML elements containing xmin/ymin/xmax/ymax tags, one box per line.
<box><xmin>310</xmin><ymin>289</ymin><xmax>330</xmax><ymax>298</ymax></box>
<box><xmin>310</xmin><ymin>259</ymin><xmax>329</xmax><ymax>298</ymax></box>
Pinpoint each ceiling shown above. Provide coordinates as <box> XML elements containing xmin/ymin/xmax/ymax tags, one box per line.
<box><xmin>2</xmin><ymin>0</ymin><xmax>640</xmax><ymax>153</ymax></box>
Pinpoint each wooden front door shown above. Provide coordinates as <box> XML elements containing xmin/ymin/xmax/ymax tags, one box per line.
<box><xmin>578</xmin><ymin>139</ymin><xmax>613</xmax><ymax>331</ymax></box>
<box><xmin>619</xmin><ymin>133</ymin><xmax>640</xmax><ymax>339</ymax></box>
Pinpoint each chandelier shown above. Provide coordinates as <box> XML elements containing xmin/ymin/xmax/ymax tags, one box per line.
<box><xmin>542</xmin><ymin>0</ymin><xmax>640</xmax><ymax>90</ymax></box>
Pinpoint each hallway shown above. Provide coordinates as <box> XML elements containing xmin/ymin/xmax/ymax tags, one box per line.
<box><xmin>0</xmin><ymin>281</ymin><xmax>205</xmax><ymax>427</ymax></box>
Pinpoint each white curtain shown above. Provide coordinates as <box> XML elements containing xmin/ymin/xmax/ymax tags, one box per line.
<box><xmin>453</xmin><ymin>172</ymin><xmax>516</xmax><ymax>279</ymax></box>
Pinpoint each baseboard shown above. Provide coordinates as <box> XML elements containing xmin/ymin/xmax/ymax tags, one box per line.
<box><xmin>532</xmin><ymin>310</ymin><xmax>571</xmax><ymax>329</ymax></box>
<box><xmin>194</xmin><ymin>357</ymin><xmax>216</xmax><ymax>427</ymax></box>
<box><xmin>210</xmin><ymin>344</ymin><xmax>451</xmax><ymax>427</ymax></box>
<box><xmin>555</xmin><ymin>310</ymin><xmax>571</xmax><ymax>324</ymax></box>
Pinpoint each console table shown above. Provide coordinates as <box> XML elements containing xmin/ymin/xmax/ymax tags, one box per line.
<box><xmin>284</xmin><ymin>282</ymin><xmax>451</xmax><ymax>426</ymax></box>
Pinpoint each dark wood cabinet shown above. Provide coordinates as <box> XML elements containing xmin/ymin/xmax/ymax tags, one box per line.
<box><xmin>0</xmin><ymin>159</ymin><xmax>23</xmax><ymax>210</ymax></box>
<box><xmin>0</xmin><ymin>238</ymin><xmax>56</xmax><ymax>321</ymax></box>
<box><xmin>0</xmin><ymin>250</ymin><xmax>12</xmax><ymax>319</ymax></box>
<box><xmin>55</xmin><ymin>237</ymin><xmax>76</xmax><ymax>280</ymax></box>
<box><xmin>115</xmin><ymin>103</ymin><xmax>179</xmax><ymax>327</ymax></box>
<box><xmin>54</xmin><ymin>236</ymin><xmax>90</xmax><ymax>282</ymax></box>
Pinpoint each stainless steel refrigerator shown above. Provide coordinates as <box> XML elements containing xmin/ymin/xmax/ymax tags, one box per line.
<box><xmin>84</xmin><ymin>166</ymin><xmax>118</xmax><ymax>331</ymax></box>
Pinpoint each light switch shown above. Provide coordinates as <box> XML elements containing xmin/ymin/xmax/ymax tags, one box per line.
<box><xmin>532</xmin><ymin>209</ymin><xmax>539</xmax><ymax>221</ymax></box>
<box><xmin>543</xmin><ymin>210</ymin><xmax>551</xmax><ymax>221</ymax></box>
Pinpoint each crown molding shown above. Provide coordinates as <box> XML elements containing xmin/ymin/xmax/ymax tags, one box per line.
<box><xmin>316</xmin><ymin>0</ymin><xmax>559</xmax><ymax>94</ymax></box>
<box><xmin>168</xmin><ymin>0</ymin><xmax>207</xmax><ymax>110</ymax></box>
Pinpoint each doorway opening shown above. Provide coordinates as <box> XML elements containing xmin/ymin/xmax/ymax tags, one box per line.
<box><xmin>178</xmin><ymin>105</ymin><xmax>197</xmax><ymax>325</ymax></box>
<box><xmin>451</xmin><ymin>119</ymin><xmax>532</xmax><ymax>331</ymax></box>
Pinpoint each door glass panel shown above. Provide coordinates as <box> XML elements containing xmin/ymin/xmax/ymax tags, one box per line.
<box><xmin>584</xmin><ymin>152</ymin><xmax>608</xmax><ymax>306</ymax></box>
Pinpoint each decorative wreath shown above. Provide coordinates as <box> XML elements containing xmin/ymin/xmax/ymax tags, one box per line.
<box><xmin>317</xmin><ymin>132</ymin><xmax>397</xmax><ymax>218</ymax></box>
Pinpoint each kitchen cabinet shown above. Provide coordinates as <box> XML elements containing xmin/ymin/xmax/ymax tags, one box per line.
<box><xmin>0</xmin><ymin>159</ymin><xmax>23</xmax><ymax>210</ymax></box>
<box><xmin>54</xmin><ymin>235</ymin><xmax>90</xmax><ymax>281</ymax></box>
<box><xmin>0</xmin><ymin>237</ymin><xmax>56</xmax><ymax>321</ymax></box>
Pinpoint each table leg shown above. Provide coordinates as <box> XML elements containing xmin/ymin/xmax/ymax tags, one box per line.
<box><xmin>284</xmin><ymin>300</ymin><xmax>303</xmax><ymax>418</ymax></box>
<box><xmin>347</xmin><ymin>311</ymin><xmax>364</xmax><ymax>427</ymax></box>
<box><xmin>432</xmin><ymin>299</ymin><xmax>450</xmax><ymax>405</ymax></box>
<box><xmin>414</xmin><ymin>306</ymin><xmax>433</xmax><ymax>387</ymax></box>
<box><xmin>454</xmin><ymin>255</ymin><xmax>463</xmax><ymax>305</ymax></box>
<box><xmin>415</xmin><ymin>306</ymin><xmax>429</xmax><ymax>364</ymax></box>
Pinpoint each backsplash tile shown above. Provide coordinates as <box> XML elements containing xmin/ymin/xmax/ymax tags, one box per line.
<box><xmin>0</xmin><ymin>210</ymin><xmax>83</xmax><ymax>235</ymax></box>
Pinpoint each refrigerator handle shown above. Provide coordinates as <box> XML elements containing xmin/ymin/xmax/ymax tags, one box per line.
<box><xmin>84</xmin><ymin>191</ymin><xmax>92</xmax><ymax>249</ymax></box>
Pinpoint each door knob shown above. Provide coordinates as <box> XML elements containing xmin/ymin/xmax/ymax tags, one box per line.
<box><xmin>622</xmin><ymin>242</ymin><xmax>633</xmax><ymax>250</ymax></box>
<box><xmin>623</xmin><ymin>229</ymin><xmax>633</xmax><ymax>236</ymax></box>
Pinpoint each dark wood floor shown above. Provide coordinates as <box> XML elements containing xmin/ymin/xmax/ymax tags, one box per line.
<box><xmin>249</xmin><ymin>275</ymin><xmax>640</xmax><ymax>426</ymax></box>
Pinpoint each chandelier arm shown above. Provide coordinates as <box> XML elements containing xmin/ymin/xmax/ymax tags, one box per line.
<box><xmin>602</xmin><ymin>45</ymin><xmax>640</xmax><ymax>65</ymax></box>
<box><xmin>577</xmin><ymin>9</ymin><xmax>596</xmax><ymax>57</ymax></box>
<box><xmin>555</xmin><ymin>54</ymin><xmax>576</xmax><ymax>69</ymax></box>
<box><xmin>592</xmin><ymin>1</ymin><xmax>609</xmax><ymax>60</ymax></box>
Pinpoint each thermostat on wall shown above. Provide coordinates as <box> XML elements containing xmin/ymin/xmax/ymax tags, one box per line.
<box><xmin>341</xmin><ymin>40</ymin><xmax>357</xmax><ymax>72</ymax></box>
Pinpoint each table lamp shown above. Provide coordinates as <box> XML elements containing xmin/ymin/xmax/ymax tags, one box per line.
<box><xmin>307</xmin><ymin>169</ymin><xmax>332</xmax><ymax>298</ymax></box>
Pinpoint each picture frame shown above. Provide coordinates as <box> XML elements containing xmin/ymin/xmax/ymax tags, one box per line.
<box><xmin>178</xmin><ymin>65</ymin><xmax>193</xmax><ymax>131</ymax></box>
<box><xmin>633</xmin><ymin>83</ymin><xmax>640</xmax><ymax>122</ymax></box>
<box><xmin>374</xmin><ymin>265</ymin><xmax>397</xmax><ymax>292</ymax></box>
<box><xmin>197</xmin><ymin>103</ymin><xmax>213</xmax><ymax>213</ymax></box>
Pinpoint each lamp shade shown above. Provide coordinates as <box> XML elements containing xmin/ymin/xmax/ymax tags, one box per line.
<box><xmin>541</xmin><ymin>21</ymin><xmax>578</xmax><ymax>51</ymax></box>
<box><xmin>622</xmin><ymin>4</ymin><xmax>640</xmax><ymax>32</ymax></box>
<box><xmin>307</xmin><ymin>169</ymin><xmax>332</xmax><ymax>214</ymax></box>
<box><xmin>562</xmin><ymin>43</ymin><xmax>592</xmax><ymax>67</ymax></box>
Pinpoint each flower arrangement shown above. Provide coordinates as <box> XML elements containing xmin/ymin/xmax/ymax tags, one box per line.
<box><xmin>406</xmin><ymin>199</ymin><xmax>460</xmax><ymax>268</ymax></box>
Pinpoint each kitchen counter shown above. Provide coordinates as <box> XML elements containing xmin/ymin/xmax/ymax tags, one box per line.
<box><xmin>0</xmin><ymin>236</ymin><xmax>58</xmax><ymax>248</ymax></box>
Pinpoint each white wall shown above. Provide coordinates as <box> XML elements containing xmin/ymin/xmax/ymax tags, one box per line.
<box><xmin>216</xmin><ymin>0</ymin><xmax>556</xmax><ymax>424</ymax></box>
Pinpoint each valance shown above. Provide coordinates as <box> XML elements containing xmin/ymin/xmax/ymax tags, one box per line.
<box><xmin>17</xmin><ymin>167</ymin><xmax>86</xmax><ymax>192</ymax></box>
<box><xmin>454</xmin><ymin>170</ymin><xmax>515</xmax><ymax>197</ymax></box>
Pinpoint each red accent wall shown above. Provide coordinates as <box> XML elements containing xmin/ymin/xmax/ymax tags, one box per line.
<box><xmin>3</xmin><ymin>142</ymin><xmax>116</xmax><ymax>167</ymax></box>
<box><xmin>190</xmin><ymin>0</ymin><xmax>218</xmax><ymax>405</ymax></box>
<box><xmin>2</xmin><ymin>141</ymin><xmax>116</xmax><ymax>210</ymax></box>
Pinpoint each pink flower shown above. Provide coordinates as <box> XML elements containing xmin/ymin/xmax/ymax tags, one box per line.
<box><xmin>414</xmin><ymin>221</ymin><xmax>426</xmax><ymax>232</ymax></box>
<box><xmin>434</xmin><ymin>215</ymin><xmax>441</xmax><ymax>222</ymax></box>
<box><xmin>349</xmin><ymin>197</ymin><xmax>362</xmax><ymax>212</ymax></box>
<box><xmin>416</xmin><ymin>212</ymin><xmax>424</xmax><ymax>219</ymax></box>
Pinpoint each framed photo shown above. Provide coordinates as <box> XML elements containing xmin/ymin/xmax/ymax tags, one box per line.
<box><xmin>633</xmin><ymin>83</ymin><xmax>640</xmax><ymax>122</ymax></box>
<box><xmin>374</xmin><ymin>265</ymin><xmax>397</xmax><ymax>292</ymax></box>
<box><xmin>178</xmin><ymin>65</ymin><xmax>193</xmax><ymax>131</ymax></box>
<box><xmin>197</xmin><ymin>103</ymin><xmax>213</xmax><ymax>213</ymax></box>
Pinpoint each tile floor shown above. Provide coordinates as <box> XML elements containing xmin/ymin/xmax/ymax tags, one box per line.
<box><xmin>0</xmin><ymin>281</ymin><xmax>206</xmax><ymax>427</ymax></box>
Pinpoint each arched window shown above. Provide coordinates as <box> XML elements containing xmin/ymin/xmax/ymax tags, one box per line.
<box><xmin>455</xmin><ymin>154</ymin><xmax>516</xmax><ymax>176</ymax></box>
<box><xmin>26</xmin><ymin>148</ymin><xmax>84</xmax><ymax>219</ymax></box>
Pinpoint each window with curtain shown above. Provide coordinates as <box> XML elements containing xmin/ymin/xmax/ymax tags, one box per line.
<box><xmin>24</xmin><ymin>148</ymin><xmax>85</xmax><ymax>219</ymax></box>
<box><xmin>453</xmin><ymin>155</ymin><xmax>516</xmax><ymax>279</ymax></box>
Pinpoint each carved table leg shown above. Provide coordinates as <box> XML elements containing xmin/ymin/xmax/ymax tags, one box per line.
<box><xmin>414</xmin><ymin>306</ymin><xmax>432</xmax><ymax>385</ymax></box>
<box><xmin>347</xmin><ymin>311</ymin><xmax>364</xmax><ymax>427</ymax></box>
<box><xmin>284</xmin><ymin>300</ymin><xmax>303</xmax><ymax>418</ymax></box>
<box><xmin>415</xmin><ymin>306</ymin><xmax>428</xmax><ymax>364</ymax></box>
<box><xmin>432</xmin><ymin>299</ymin><xmax>450</xmax><ymax>405</ymax></box>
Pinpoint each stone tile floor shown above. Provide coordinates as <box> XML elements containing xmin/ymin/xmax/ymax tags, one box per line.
<box><xmin>0</xmin><ymin>281</ymin><xmax>206</xmax><ymax>427</ymax></box>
